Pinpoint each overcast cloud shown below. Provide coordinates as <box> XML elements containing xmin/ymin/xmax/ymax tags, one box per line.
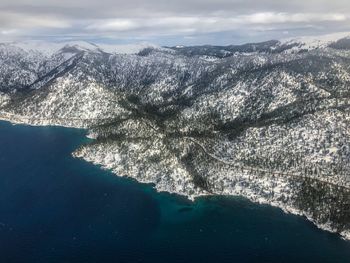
<box><xmin>0</xmin><ymin>0</ymin><xmax>350</xmax><ymax>45</ymax></box>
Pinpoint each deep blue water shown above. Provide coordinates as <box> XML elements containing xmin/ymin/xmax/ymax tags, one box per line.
<box><xmin>0</xmin><ymin>121</ymin><xmax>350</xmax><ymax>263</ymax></box>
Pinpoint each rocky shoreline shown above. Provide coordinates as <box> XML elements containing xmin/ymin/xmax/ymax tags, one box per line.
<box><xmin>1</xmin><ymin>115</ymin><xmax>349</xmax><ymax>241</ymax></box>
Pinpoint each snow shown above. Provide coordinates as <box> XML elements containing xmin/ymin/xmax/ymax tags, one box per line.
<box><xmin>1</xmin><ymin>32</ymin><xmax>350</xmax><ymax>241</ymax></box>
<box><xmin>98</xmin><ymin>42</ymin><xmax>160</xmax><ymax>54</ymax></box>
<box><xmin>4</xmin><ymin>40</ymin><xmax>161</xmax><ymax>56</ymax></box>
<box><xmin>280</xmin><ymin>31</ymin><xmax>350</xmax><ymax>51</ymax></box>
<box><xmin>9</xmin><ymin>41</ymin><xmax>65</xmax><ymax>56</ymax></box>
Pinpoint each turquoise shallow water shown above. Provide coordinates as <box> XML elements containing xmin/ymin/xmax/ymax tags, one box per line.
<box><xmin>0</xmin><ymin>120</ymin><xmax>350</xmax><ymax>263</ymax></box>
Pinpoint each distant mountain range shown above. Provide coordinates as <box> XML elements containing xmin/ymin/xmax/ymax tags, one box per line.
<box><xmin>1</xmin><ymin>32</ymin><xmax>350</xmax><ymax>240</ymax></box>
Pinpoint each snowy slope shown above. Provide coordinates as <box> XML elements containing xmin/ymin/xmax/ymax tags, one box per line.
<box><xmin>1</xmin><ymin>33</ymin><xmax>350</xmax><ymax>240</ymax></box>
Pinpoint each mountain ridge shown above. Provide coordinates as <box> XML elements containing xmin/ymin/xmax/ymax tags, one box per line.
<box><xmin>1</xmin><ymin>32</ymin><xmax>350</xmax><ymax>240</ymax></box>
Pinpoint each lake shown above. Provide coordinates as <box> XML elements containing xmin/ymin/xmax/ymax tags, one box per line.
<box><xmin>0</xmin><ymin>120</ymin><xmax>350</xmax><ymax>263</ymax></box>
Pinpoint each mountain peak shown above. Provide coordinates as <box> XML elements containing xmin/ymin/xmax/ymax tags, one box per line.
<box><xmin>1</xmin><ymin>32</ymin><xmax>350</xmax><ymax>240</ymax></box>
<box><xmin>280</xmin><ymin>31</ymin><xmax>350</xmax><ymax>51</ymax></box>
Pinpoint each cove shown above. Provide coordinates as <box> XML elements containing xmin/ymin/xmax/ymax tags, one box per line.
<box><xmin>0</xmin><ymin>120</ymin><xmax>350</xmax><ymax>263</ymax></box>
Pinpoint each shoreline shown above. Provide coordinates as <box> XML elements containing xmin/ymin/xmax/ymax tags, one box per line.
<box><xmin>0</xmin><ymin>115</ymin><xmax>349</xmax><ymax>242</ymax></box>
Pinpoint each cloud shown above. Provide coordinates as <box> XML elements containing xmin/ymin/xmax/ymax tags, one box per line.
<box><xmin>0</xmin><ymin>0</ymin><xmax>350</xmax><ymax>44</ymax></box>
<box><xmin>83</xmin><ymin>12</ymin><xmax>348</xmax><ymax>38</ymax></box>
<box><xmin>0</xmin><ymin>11</ymin><xmax>71</xmax><ymax>29</ymax></box>
<box><xmin>239</xmin><ymin>12</ymin><xmax>347</xmax><ymax>24</ymax></box>
<box><xmin>86</xmin><ymin>19</ymin><xmax>138</xmax><ymax>31</ymax></box>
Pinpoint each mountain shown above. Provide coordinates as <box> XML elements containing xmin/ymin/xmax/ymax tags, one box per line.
<box><xmin>0</xmin><ymin>33</ymin><xmax>350</xmax><ymax>240</ymax></box>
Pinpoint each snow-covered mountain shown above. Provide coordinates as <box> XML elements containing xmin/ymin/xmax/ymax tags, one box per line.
<box><xmin>1</xmin><ymin>33</ymin><xmax>350</xmax><ymax>240</ymax></box>
<box><xmin>2</xmin><ymin>40</ymin><xmax>160</xmax><ymax>55</ymax></box>
<box><xmin>279</xmin><ymin>32</ymin><xmax>350</xmax><ymax>52</ymax></box>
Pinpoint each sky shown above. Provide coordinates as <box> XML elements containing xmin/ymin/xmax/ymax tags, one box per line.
<box><xmin>0</xmin><ymin>0</ymin><xmax>350</xmax><ymax>45</ymax></box>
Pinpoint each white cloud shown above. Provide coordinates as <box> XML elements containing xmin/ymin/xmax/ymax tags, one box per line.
<box><xmin>83</xmin><ymin>12</ymin><xmax>349</xmax><ymax>37</ymax></box>
<box><xmin>0</xmin><ymin>0</ymin><xmax>349</xmax><ymax>44</ymax></box>
<box><xmin>240</xmin><ymin>12</ymin><xmax>347</xmax><ymax>24</ymax></box>
<box><xmin>0</xmin><ymin>11</ymin><xmax>71</xmax><ymax>29</ymax></box>
<box><xmin>86</xmin><ymin>19</ymin><xmax>137</xmax><ymax>31</ymax></box>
